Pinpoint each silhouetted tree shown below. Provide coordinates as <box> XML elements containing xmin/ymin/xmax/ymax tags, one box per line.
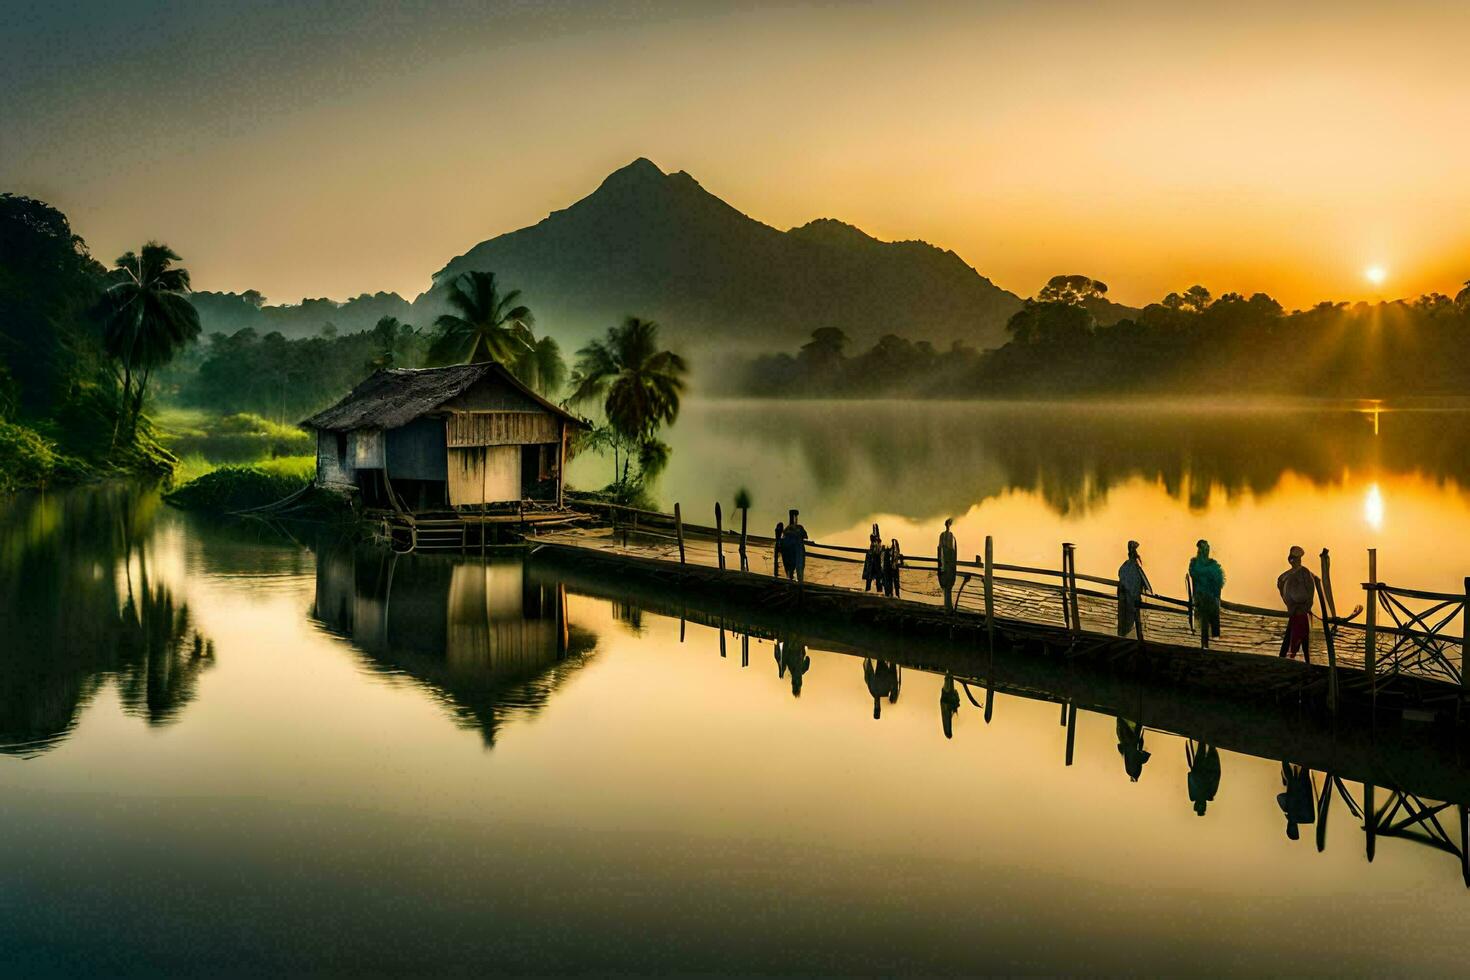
<box><xmin>96</xmin><ymin>242</ymin><xmax>201</xmax><ymax>434</ymax></box>
<box><xmin>1037</xmin><ymin>274</ymin><xmax>1108</xmax><ymax>305</ymax></box>
<box><xmin>429</xmin><ymin>271</ymin><xmax>534</xmax><ymax>366</ymax></box>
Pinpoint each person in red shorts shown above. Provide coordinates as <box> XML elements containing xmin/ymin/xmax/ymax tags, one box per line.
<box><xmin>1276</xmin><ymin>545</ymin><xmax>1317</xmax><ymax>663</ymax></box>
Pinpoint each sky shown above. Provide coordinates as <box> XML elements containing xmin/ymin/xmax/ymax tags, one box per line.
<box><xmin>4</xmin><ymin>0</ymin><xmax>1469</xmax><ymax>309</ymax></box>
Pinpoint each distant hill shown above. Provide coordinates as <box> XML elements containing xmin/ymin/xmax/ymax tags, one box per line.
<box><xmin>420</xmin><ymin>158</ymin><xmax>1029</xmax><ymax>352</ymax></box>
<box><xmin>191</xmin><ymin>290</ymin><xmax>412</xmax><ymax>340</ymax></box>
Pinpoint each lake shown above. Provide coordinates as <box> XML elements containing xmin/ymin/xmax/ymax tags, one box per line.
<box><xmin>3</xmin><ymin>400</ymin><xmax>1469</xmax><ymax>974</ymax></box>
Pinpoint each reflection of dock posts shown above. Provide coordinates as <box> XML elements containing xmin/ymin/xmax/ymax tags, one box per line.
<box><xmin>1461</xmin><ymin>805</ymin><xmax>1470</xmax><ymax>886</ymax></box>
<box><xmin>1065</xmin><ymin>702</ymin><xmax>1077</xmax><ymax>766</ymax></box>
<box><xmin>1314</xmin><ymin>569</ymin><xmax>1338</xmax><ymax>715</ymax></box>
<box><xmin>742</xmin><ymin>631</ymin><xmax>749</xmax><ymax>667</ymax></box>
<box><xmin>719</xmin><ymin>619</ymin><xmax>726</xmax><ymax>658</ymax></box>
<box><xmin>714</xmin><ymin>502</ymin><xmax>725</xmax><ymax>571</ymax></box>
<box><xmin>674</xmin><ymin>503</ymin><xmax>686</xmax><ymax>565</ymax></box>
<box><xmin>1365</xmin><ymin>548</ymin><xmax>1377</xmax><ymax>707</ymax></box>
<box><xmin>1365</xmin><ymin>783</ymin><xmax>1377</xmax><ymax>862</ymax></box>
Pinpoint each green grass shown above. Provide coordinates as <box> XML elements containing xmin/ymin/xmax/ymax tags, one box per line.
<box><xmin>164</xmin><ymin>463</ymin><xmax>312</xmax><ymax>513</ymax></box>
<box><xmin>154</xmin><ymin>407</ymin><xmax>314</xmax><ymax>465</ymax></box>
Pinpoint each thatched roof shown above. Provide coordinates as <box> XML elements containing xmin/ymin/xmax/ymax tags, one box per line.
<box><xmin>301</xmin><ymin>363</ymin><xmax>587</xmax><ymax>432</ymax></box>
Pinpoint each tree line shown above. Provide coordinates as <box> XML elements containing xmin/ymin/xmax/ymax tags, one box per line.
<box><xmin>735</xmin><ymin>274</ymin><xmax>1470</xmax><ymax>398</ymax></box>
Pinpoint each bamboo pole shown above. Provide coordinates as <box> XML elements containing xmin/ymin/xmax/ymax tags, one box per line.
<box><xmin>674</xmin><ymin>503</ymin><xmax>686</xmax><ymax>565</ymax></box>
<box><xmin>1065</xmin><ymin>703</ymin><xmax>1077</xmax><ymax>766</ymax></box>
<box><xmin>715</xmin><ymin>502</ymin><xmax>725</xmax><ymax>570</ymax></box>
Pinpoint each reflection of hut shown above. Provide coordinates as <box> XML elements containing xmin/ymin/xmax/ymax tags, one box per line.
<box><xmin>301</xmin><ymin>363</ymin><xmax>588</xmax><ymax>518</ymax></box>
<box><xmin>312</xmin><ymin>547</ymin><xmax>595</xmax><ymax>746</ymax></box>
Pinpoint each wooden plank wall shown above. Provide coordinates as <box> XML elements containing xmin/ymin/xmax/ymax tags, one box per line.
<box><xmin>446</xmin><ymin>411</ymin><xmax>558</xmax><ymax>447</ymax></box>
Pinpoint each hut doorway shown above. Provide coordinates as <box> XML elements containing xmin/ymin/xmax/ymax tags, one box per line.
<box><xmin>448</xmin><ymin>445</ymin><xmax>520</xmax><ymax>507</ymax></box>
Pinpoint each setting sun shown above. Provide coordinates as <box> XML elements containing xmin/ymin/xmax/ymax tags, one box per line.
<box><xmin>1365</xmin><ymin>265</ymin><xmax>1388</xmax><ymax>286</ymax></box>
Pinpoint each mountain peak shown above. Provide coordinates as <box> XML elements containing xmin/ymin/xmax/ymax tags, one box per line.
<box><xmin>597</xmin><ymin>157</ymin><xmax>667</xmax><ymax>191</ymax></box>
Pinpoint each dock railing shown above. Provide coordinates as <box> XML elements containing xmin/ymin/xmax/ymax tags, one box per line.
<box><xmin>576</xmin><ymin>499</ymin><xmax>1470</xmax><ymax>693</ymax></box>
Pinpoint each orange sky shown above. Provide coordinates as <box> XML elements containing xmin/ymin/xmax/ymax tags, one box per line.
<box><xmin>5</xmin><ymin>1</ymin><xmax>1469</xmax><ymax>309</ymax></box>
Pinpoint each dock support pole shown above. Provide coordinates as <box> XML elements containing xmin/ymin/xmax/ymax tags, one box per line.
<box><xmin>739</xmin><ymin>506</ymin><xmax>749</xmax><ymax>572</ymax></box>
<box><xmin>675</xmin><ymin>503</ymin><xmax>686</xmax><ymax>565</ymax></box>
<box><xmin>714</xmin><ymin>502</ymin><xmax>725</xmax><ymax>571</ymax></box>
<box><xmin>984</xmin><ymin>536</ymin><xmax>996</xmax><ymax>652</ymax></box>
<box><xmin>1365</xmin><ymin>784</ymin><xmax>1376</xmax><ymax>862</ymax></box>
<box><xmin>1065</xmin><ymin>702</ymin><xmax>1077</xmax><ymax>766</ymax></box>
<box><xmin>1365</xmin><ymin>548</ymin><xmax>1377</xmax><ymax>703</ymax></box>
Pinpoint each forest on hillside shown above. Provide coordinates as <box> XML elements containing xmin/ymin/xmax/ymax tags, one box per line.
<box><xmin>730</xmin><ymin>276</ymin><xmax>1470</xmax><ymax>399</ymax></box>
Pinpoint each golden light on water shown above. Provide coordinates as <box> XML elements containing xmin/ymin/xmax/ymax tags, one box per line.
<box><xmin>1364</xmin><ymin>482</ymin><xmax>1384</xmax><ymax>530</ymax></box>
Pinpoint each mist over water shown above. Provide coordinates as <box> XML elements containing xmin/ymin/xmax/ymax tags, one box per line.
<box><xmin>597</xmin><ymin>398</ymin><xmax>1470</xmax><ymax>607</ymax></box>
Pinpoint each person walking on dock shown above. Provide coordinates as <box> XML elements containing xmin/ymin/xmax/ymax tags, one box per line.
<box><xmin>883</xmin><ymin>538</ymin><xmax>903</xmax><ymax>597</ymax></box>
<box><xmin>863</xmin><ymin>523</ymin><xmax>883</xmax><ymax>592</ymax></box>
<box><xmin>1117</xmin><ymin>541</ymin><xmax>1152</xmax><ymax>637</ymax></box>
<box><xmin>1276</xmin><ymin>546</ymin><xmax>1316</xmax><ymax>663</ymax></box>
<box><xmin>1188</xmin><ymin>540</ymin><xmax>1225</xmax><ymax>648</ymax></box>
<box><xmin>781</xmin><ymin>510</ymin><xmax>809</xmax><ymax>582</ymax></box>
<box><xmin>1186</xmin><ymin>740</ymin><xmax>1221</xmax><ymax>816</ymax></box>
<box><xmin>938</xmin><ymin>519</ymin><xmax>959</xmax><ymax>610</ymax></box>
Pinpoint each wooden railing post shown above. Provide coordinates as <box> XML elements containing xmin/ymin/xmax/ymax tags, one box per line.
<box><xmin>739</xmin><ymin>506</ymin><xmax>749</xmax><ymax>572</ymax></box>
<box><xmin>1061</xmin><ymin>543</ymin><xmax>1073</xmax><ymax>631</ymax></box>
<box><xmin>984</xmin><ymin>536</ymin><xmax>996</xmax><ymax>651</ymax></box>
<box><xmin>1315</xmin><ymin>573</ymin><xmax>1338</xmax><ymax>715</ymax></box>
<box><xmin>1067</xmin><ymin>544</ymin><xmax>1080</xmax><ymax>633</ymax></box>
<box><xmin>1462</xmin><ymin>576</ymin><xmax>1469</xmax><ymax>694</ymax></box>
<box><xmin>714</xmin><ymin>502</ymin><xmax>725</xmax><ymax>571</ymax></box>
<box><xmin>674</xmin><ymin>502</ymin><xmax>686</xmax><ymax>565</ymax></box>
<box><xmin>1365</xmin><ymin>548</ymin><xmax>1377</xmax><ymax>691</ymax></box>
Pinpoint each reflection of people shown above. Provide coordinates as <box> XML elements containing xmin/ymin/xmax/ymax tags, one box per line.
<box><xmin>1188</xmin><ymin>540</ymin><xmax>1225</xmax><ymax>647</ymax></box>
<box><xmin>1276</xmin><ymin>546</ymin><xmax>1316</xmax><ymax>663</ymax></box>
<box><xmin>1117</xmin><ymin>541</ymin><xmax>1152</xmax><ymax>637</ymax></box>
<box><xmin>1116</xmin><ymin>716</ymin><xmax>1151</xmax><ymax>781</ymax></box>
<box><xmin>938</xmin><ymin>519</ymin><xmax>958</xmax><ymax>610</ymax></box>
<box><xmin>1277</xmin><ymin>763</ymin><xmax>1317</xmax><ymax>840</ymax></box>
<box><xmin>773</xmin><ymin>521</ymin><xmax>784</xmax><ymax>578</ymax></box>
<box><xmin>863</xmin><ymin>658</ymin><xmax>901</xmax><ymax>718</ymax></box>
<box><xmin>781</xmin><ymin>510</ymin><xmax>808</xmax><ymax>582</ymax></box>
<box><xmin>940</xmin><ymin>673</ymin><xmax>960</xmax><ymax>739</ymax></box>
<box><xmin>1186</xmin><ymin>740</ymin><xmax>1221</xmax><ymax>816</ymax></box>
<box><xmin>863</xmin><ymin>524</ymin><xmax>883</xmax><ymax>592</ymax></box>
<box><xmin>775</xmin><ymin>636</ymin><xmax>810</xmax><ymax>697</ymax></box>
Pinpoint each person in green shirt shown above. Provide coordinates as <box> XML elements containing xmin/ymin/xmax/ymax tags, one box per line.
<box><xmin>1188</xmin><ymin>539</ymin><xmax>1226</xmax><ymax>648</ymax></box>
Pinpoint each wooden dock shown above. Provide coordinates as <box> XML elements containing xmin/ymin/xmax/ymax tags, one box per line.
<box><xmin>526</xmin><ymin>500</ymin><xmax>1470</xmax><ymax>724</ymax></box>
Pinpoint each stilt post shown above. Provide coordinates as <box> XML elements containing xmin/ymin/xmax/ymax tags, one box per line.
<box><xmin>674</xmin><ymin>502</ymin><xmax>686</xmax><ymax>565</ymax></box>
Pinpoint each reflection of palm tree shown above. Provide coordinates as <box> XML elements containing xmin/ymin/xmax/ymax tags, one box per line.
<box><xmin>116</xmin><ymin>543</ymin><xmax>215</xmax><ymax>725</ymax></box>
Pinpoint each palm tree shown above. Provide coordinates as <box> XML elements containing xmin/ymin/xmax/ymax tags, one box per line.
<box><xmin>97</xmin><ymin>243</ymin><xmax>201</xmax><ymax>433</ymax></box>
<box><xmin>568</xmin><ymin>317</ymin><xmax>688</xmax><ymax>483</ymax></box>
<box><xmin>522</xmin><ymin>335</ymin><xmax>567</xmax><ymax>397</ymax></box>
<box><xmin>429</xmin><ymin>271</ymin><xmax>535</xmax><ymax>367</ymax></box>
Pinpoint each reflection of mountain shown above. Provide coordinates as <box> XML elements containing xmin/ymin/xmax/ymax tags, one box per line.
<box><xmin>0</xmin><ymin>485</ymin><xmax>213</xmax><ymax>757</ymax></box>
<box><xmin>312</xmin><ymin>548</ymin><xmax>596</xmax><ymax>746</ymax></box>
<box><xmin>670</xmin><ymin>401</ymin><xmax>1470</xmax><ymax>528</ymax></box>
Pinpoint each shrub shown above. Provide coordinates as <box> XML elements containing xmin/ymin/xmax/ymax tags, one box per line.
<box><xmin>0</xmin><ymin>419</ymin><xmax>59</xmax><ymax>492</ymax></box>
<box><xmin>164</xmin><ymin>464</ymin><xmax>309</xmax><ymax>513</ymax></box>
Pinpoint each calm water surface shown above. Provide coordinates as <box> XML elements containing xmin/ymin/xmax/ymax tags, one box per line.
<box><xmin>4</xmin><ymin>401</ymin><xmax>1470</xmax><ymax>975</ymax></box>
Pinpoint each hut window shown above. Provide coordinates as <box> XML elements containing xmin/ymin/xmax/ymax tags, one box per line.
<box><xmin>335</xmin><ymin>432</ymin><xmax>348</xmax><ymax>469</ymax></box>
